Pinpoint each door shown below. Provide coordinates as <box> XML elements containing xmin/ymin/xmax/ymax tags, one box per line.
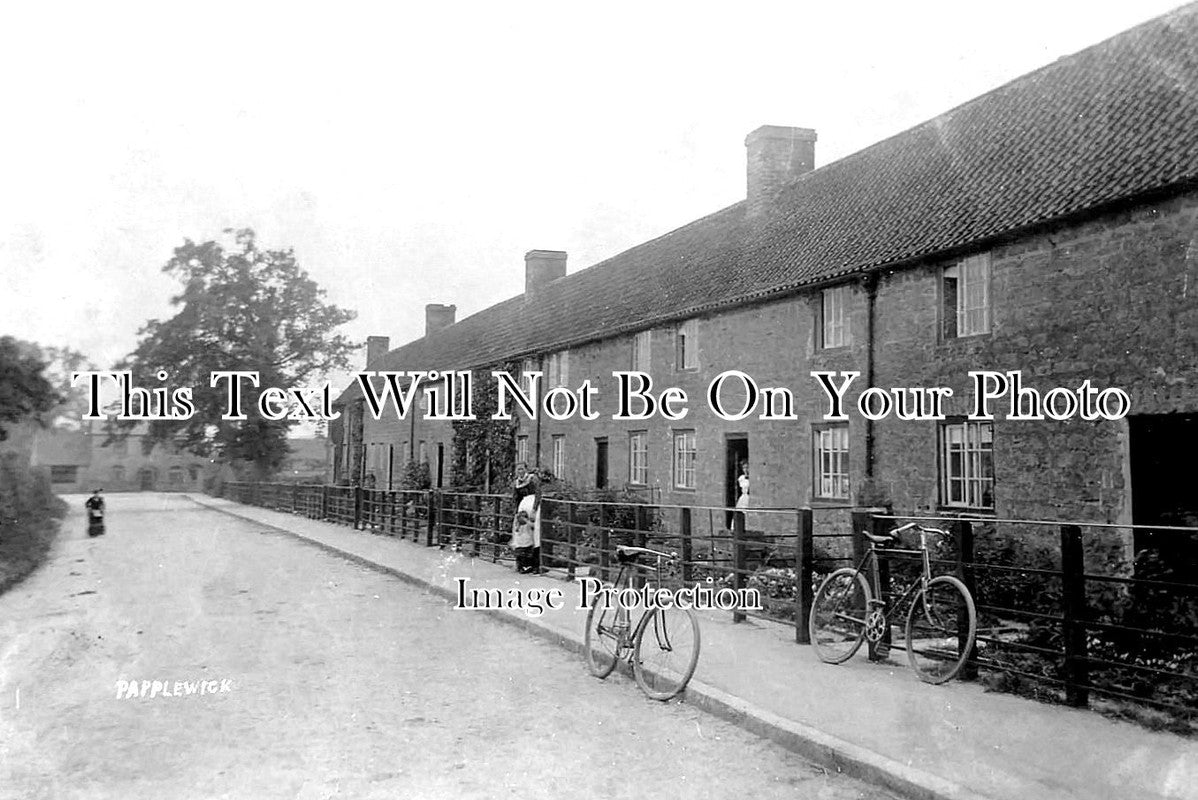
<box><xmin>139</xmin><ymin>468</ymin><xmax>155</xmax><ymax>491</ymax></box>
<box><xmin>1129</xmin><ymin>413</ymin><xmax>1198</xmax><ymax>575</ymax></box>
<box><xmin>595</xmin><ymin>438</ymin><xmax>609</xmax><ymax>489</ymax></box>
<box><xmin>724</xmin><ymin>437</ymin><xmax>748</xmax><ymax>528</ymax></box>
<box><xmin>436</xmin><ymin>443</ymin><xmax>445</xmax><ymax>488</ymax></box>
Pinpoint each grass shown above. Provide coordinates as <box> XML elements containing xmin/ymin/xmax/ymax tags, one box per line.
<box><xmin>0</xmin><ymin>451</ymin><xmax>68</xmax><ymax>595</ymax></box>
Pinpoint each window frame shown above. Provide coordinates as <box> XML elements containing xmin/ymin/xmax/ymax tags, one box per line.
<box><xmin>628</xmin><ymin>431</ymin><xmax>648</xmax><ymax>486</ymax></box>
<box><xmin>939</xmin><ymin>419</ymin><xmax>995</xmax><ymax>510</ymax></box>
<box><xmin>515</xmin><ymin>435</ymin><xmax>529</xmax><ymax>465</ymax></box>
<box><xmin>943</xmin><ymin>253</ymin><xmax>992</xmax><ymax>339</ymax></box>
<box><xmin>546</xmin><ymin>350</ymin><xmax>570</xmax><ymax>388</ymax></box>
<box><xmin>551</xmin><ymin>435</ymin><xmax>565</xmax><ymax>478</ymax></box>
<box><xmin>631</xmin><ymin>330</ymin><xmax>651</xmax><ymax>372</ymax></box>
<box><xmin>820</xmin><ymin>285</ymin><xmax>852</xmax><ymax>349</ymax></box>
<box><xmin>672</xmin><ymin>430</ymin><xmax>696</xmax><ymax>490</ymax></box>
<box><xmin>811</xmin><ymin>423</ymin><xmax>850</xmax><ymax>500</ymax></box>
<box><xmin>675</xmin><ymin>318</ymin><xmax>699</xmax><ymax>371</ymax></box>
<box><xmin>50</xmin><ymin>465</ymin><xmax>78</xmax><ymax>483</ymax></box>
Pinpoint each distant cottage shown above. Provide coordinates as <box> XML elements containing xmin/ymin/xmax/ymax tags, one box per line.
<box><xmin>331</xmin><ymin>6</ymin><xmax>1198</xmax><ymax>562</ymax></box>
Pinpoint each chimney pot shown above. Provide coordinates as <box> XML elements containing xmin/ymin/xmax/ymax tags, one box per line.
<box><xmin>365</xmin><ymin>335</ymin><xmax>390</xmax><ymax>368</ymax></box>
<box><xmin>524</xmin><ymin>250</ymin><xmax>567</xmax><ymax>300</ymax></box>
<box><xmin>425</xmin><ymin>304</ymin><xmax>457</xmax><ymax>337</ymax></box>
<box><xmin>745</xmin><ymin>125</ymin><xmax>817</xmax><ymax>219</ymax></box>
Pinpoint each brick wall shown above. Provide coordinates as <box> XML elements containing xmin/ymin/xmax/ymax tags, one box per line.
<box><xmin>339</xmin><ymin>190</ymin><xmax>1197</xmax><ymax>543</ymax></box>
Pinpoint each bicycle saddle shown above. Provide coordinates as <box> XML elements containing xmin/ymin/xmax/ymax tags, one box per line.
<box><xmin>616</xmin><ymin>545</ymin><xmax>644</xmax><ymax>564</ymax></box>
<box><xmin>863</xmin><ymin>529</ymin><xmax>899</xmax><ymax>545</ymax></box>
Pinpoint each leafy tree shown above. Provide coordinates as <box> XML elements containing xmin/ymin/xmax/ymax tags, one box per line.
<box><xmin>0</xmin><ymin>337</ymin><xmax>60</xmax><ymax>441</ymax></box>
<box><xmin>450</xmin><ymin>362</ymin><xmax>517</xmax><ymax>492</ymax></box>
<box><xmin>119</xmin><ymin>228</ymin><xmax>357</xmax><ymax>477</ymax></box>
<box><xmin>38</xmin><ymin>346</ymin><xmax>96</xmax><ymax>428</ymax></box>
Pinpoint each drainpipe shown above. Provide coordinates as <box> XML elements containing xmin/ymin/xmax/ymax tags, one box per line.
<box><xmin>535</xmin><ymin>357</ymin><xmax>544</xmax><ymax>468</ymax></box>
<box><xmin>862</xmin><ymin>272</ymin><xmax>879</xmax><ymax>488</ymax></box>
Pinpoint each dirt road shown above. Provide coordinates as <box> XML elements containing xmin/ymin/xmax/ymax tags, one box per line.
<box><xmin>0</xmin><ymin>493</ymin><xmax>892</xmax><ymax>800</ymax></box>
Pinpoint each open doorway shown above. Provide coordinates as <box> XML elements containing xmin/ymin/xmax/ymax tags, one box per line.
<box><xmin>725</xmin><ymin>436</ymin><xmax>748</xmax><ymax>528</ymax></box>
<box><xmin>1129</xmin><ymin>412</ymin><xmax>1198</xmax><ymax>574</ymax></box>
<box><xmin>595</xmin><ymin>438</ymin><xmax>608</xmax><ymax>489</ymax></box>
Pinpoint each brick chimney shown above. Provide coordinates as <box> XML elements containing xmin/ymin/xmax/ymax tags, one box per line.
<box><xmin>525</xmin><ymin>250</ymin><xmax>567</xmax><ymax>300</ymax></box>
<box><xmin>745</xmin><ymin>125</ymin><xmax>817</xmax><ymax>219</ymax></box>
<box><xmin>365</xmin><ymin>335</ymin><xmax>390</xmax><ymax>368</ymax></box>
<box><xmin>425</xmin><ymin>303</ymin><xmax>456</xmax><ymax>336</ymax></box>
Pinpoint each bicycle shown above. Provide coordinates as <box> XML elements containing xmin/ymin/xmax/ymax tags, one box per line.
<box><xmin>583</xmin><ymin>545</ymin><xmax>701</xmax><ymax>701</ymax></box>
<box><xmin>808</xmin><ymin>522</ymin><xmax>978</xmax><ymax>684</ymax></box>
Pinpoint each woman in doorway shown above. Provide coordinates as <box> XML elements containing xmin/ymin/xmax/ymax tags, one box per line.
<box><xmin>512</xmin><ymin>462</ymin><xmax>543</xmax><ymax>574</ymax></box>
<box><xmin>735</xmin><ymin>463</ymin><xmax>750</xmax><ymax>511</ymax></box>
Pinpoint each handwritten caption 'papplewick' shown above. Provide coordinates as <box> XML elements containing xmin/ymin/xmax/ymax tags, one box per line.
<box><xmin>72</xmin><ymin>369</ymin><xmax>1132</xmax><ymax>423</ymax></box>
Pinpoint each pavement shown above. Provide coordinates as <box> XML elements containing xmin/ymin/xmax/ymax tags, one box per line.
<box><xmin>189</xmin><ymin>494</ymin><xmax>1198</xmax><ymax>800</ymax></box>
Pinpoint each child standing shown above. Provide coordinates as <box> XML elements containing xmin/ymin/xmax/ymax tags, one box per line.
<box><xmin>512</xmin><ymin>510</ymin><xmax>538</xmax><ymax>574</ymax></box>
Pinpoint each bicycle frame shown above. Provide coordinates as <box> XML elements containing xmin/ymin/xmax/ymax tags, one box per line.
<box><xmin>593</xmin><ymin>558</ymin><xmax>659</xmax><ymax>659</ymax></box>
<box><xmin>851</xmin><ymin>529</ymin><xmax>941</xmax><ymax>644</ymax></box>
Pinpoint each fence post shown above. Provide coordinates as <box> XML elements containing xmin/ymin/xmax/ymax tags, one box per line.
<box><xmin>1061</xmin><ymin>524</ymin><xmax>1090</xmax><ymax>708</ymax></box>
<box><xmin>635</xmin><ymin>505</ymin><xmax>648</xmax><ymax>550</ymax></box>
<box><xmin>680</xmin><ymin>507</ymin><xmax>693</xmax><ymax>584</ymax></box>
<box><xmin>599</xmin><ymin>526</ymin><xmax>611</xmax><ymax>584</ymax></box>
<box><xmin>868</xmin><ymin>514</ymin><xmax>893</xmax><ymax>660</ymax></box>
<box><xmin>566</xmin><ymin>504</ymin><xmax>577</xmax><ymax>581</ymax></box>
<box><xmin>492</xmin><ymin>496</ymin><xmax>502</xmax><ymax>563</ymax></box>
<box><xmin>795</xmin><ymin>507</ymin><xmax>814</xmax><ymax>644</ymax></box>
<box><xmin>353</xmin><ymin>485</ymin><xmax>363</xmax><ymax>530</ymax></box>
<box><xmin>321</xmin><ymin>485</ymin><xmax>329</xmax><ymax>521</ymax></box>
<box><xmin>850</xmin><ymin>509</ymin><xmax>872</xmax><ymax>567</ymax></box>
<box><xmin>953</xmin><ymin>520</ymin><xmax>978</xmax><ymax>680</ymax></box>
<box><xmin>471</xmin><ymin>495</ymin><xmax>481</xmax><ymax>558</ymax></box>
<box><xmin>425</xmin><ymin>491</ymin><xmax>437</xmax><ymax>547</ymax></box>
<box><xmin>732</xmin><ymin>510</ymin><xmax>747</xmax><ymax>624</ymax></box>
<box><xmin>599</xmin><ymin>505</ymin><xmax>610</xmax><ymax>582</ymax></box>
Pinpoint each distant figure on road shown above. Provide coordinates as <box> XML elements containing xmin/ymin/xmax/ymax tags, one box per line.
<box><xmin>85</xmin><ymin>488</ymin><xmax>105</xmax><ymax>536</ymax></box>
<box><xmin>512</xmin><ymin>462</ymin><xmax>542</xmax><ymax>574</ymax></box>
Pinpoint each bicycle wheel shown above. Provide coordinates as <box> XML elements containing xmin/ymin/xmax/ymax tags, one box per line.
<box><xmin>632</xmin><ymin>607</ymin><xmax>700</xmax><ymax>701</ymax></box>
<box><xmin>584</xmin><ymin>593</ymin><xmax>624</xmax><ymax>678</ymax></box>
<box><xmin>905</xmin><ymin>575</ymin><xmax>977</xmax><ymax>684</ymax></box>
<box><xmin>809</xmin><ymin>568</ymin><xmax>871</xmax><ymax>664</ymax></box>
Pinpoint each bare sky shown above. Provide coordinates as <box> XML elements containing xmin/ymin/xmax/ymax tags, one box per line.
<box><xmin>1</xmin><ymin>0</ymin><xmax>1188</xmax><ymax>375</ymax></box>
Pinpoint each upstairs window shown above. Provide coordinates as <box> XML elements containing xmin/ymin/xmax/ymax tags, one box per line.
<box><xmin>631</xmin><ymin>330</ymin><xmax>651</xmax><ymax>372</ymax></box>
<box><xmin>516</xmin><ymin>435</ymin><xmax>529</xmax><ymax>465</ymax></box>
<box><xmin>50</xmin><ymin>466</ymin><xmax>77</xmax><ymax>483</ymax></box>
<box><xmin>943</xmin><ymin>254</ymin><xmax>991</xmax><ymax>338</ymax></box>
<box><xmin>820</xmin><ymin>285</ymin><xmax>852</xmax><ymax>349</ymax></box>
<box><xmin>676</xmin><ymin>319</ymin><xmax>699</xmax><ymax>371</ymax></box>
<box><xmin>546</xmin><ymin>351</ymin><xmax>570</xmax><ymax>388</ymax></box>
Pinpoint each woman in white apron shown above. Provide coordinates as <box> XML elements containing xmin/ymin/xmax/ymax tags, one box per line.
<box><xmin>512</xmin><ymin>462</ymin><xmax>542</xmax><ymax>574</ymax></box>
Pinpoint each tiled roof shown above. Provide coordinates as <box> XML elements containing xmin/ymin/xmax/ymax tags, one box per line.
<box><xmin>338</xmin><ymin>4</ymin><xmax>1198</xmax><ymax>404</ymax></box>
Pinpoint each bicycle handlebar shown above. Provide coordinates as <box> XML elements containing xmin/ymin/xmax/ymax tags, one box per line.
<box><xmin>615</xmin><ymin>545</ymin><xmax>677</xmax><ymax>561</ymax></box>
